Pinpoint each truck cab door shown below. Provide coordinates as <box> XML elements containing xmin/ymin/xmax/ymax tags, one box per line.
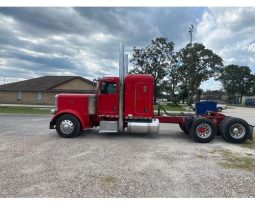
<box><xmin>97</xmin><ymin>81</ymin><xmax>119</xmax><ymax>116</ymax></box>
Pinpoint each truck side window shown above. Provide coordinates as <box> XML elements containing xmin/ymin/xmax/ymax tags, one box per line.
<box><xmin>101</xmin><ymin>82</ymin><xmax>107</xmax><ymax>94</ymax></box>
<box><xmin>101</xmin><ymin>82</ymin><xmax>116</xmax><ymax>94</ymax></box>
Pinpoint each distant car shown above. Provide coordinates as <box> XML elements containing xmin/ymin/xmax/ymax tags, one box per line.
<box><xmin>156</xmin><ymin>98</ymin><xmax>168</xmax><ymax>103</ymax></box>
<box><xmin>245</xmin><ymin>98</ymin><xmax>255</xmax><ymax>106</ymax></box>
<box><xmin>191</xmin><ymin>100</ymin><xmax>227</xmax><ymax>112</ymax></box>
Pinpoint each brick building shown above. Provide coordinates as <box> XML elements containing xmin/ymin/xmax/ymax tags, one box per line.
<box><xmin>0</xmin><ymin>76</ymin><xmax>96</xmax><ymax>105</ymax></box>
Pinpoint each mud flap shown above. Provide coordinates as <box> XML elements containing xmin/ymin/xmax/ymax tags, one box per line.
<box><xmin>249</xmin><ymin>125</ymin><xmax>254</xmax><ymax>140</ymax></box>
<box><xmin>50</xmin><ymin>121</ymin><xmax>55</xmax><ymax>129</ymax></box>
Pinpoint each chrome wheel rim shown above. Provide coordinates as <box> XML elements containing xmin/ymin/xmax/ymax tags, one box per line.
<box><xmin>60</xmin><ymin>120</ymin><xmax>74</xmax><ymax>134</ymax></box>
<box><xmin>229</xmin><ymin>123</ymin><xmax>245</xmax><ymax>139</ymax></box>
<box><xmin>196</xmin><ymin>123</ymin><xmax>212</xmax><ymax>138</ymax></box>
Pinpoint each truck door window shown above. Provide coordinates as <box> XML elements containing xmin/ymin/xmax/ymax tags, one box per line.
<box><xmin>101</xmin><ymin>82</ymin><xmax>116</xmax><ymax>94</ymax></box>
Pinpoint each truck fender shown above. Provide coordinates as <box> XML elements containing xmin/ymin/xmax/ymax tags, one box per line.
<box><xmin>50</xmin><ymin>109</ymin><xmax>89</xmax><ymax>130</ymax></box>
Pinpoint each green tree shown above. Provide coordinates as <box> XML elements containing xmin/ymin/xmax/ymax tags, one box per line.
<box><xmin>161</xmin><ymin>80</ymin><xmax>171</xmax><ymax>101</ymax></box>
<box><xmin>166</xmin><ymin>54</ymin><xmax>182</xmax><ymax>104</ymax></box>
<box><xmin>195</xmin><ymin>88</ymin><xmax>203</xmax><ymax>102</ymax></box>
<box><xmin>178</xmin><ymin>43</ymin><xmax>223</xmax><ymax>105</ymax></box>
<box><xmin>218</xmin><ymin>65</ymin><xmax>253</xmax><ymax>103</ymax></box>
<box><xmin>251</xmin><ymin>74</ymin><xmax>255</xmax><ymax>94</ymax></box>
<box><xmin>238</xmin><ymin>66</ymin><xmax>254</xmax><ymax>102</ymax></box>
<box><xmin>130</xmin><ymin>37</ymin><xmax>174</xmax><ymax>102</ymax></box>
<box><xmin>177</xmin><ymin>84</ymin><xmax>188</xmax><ymax>104</ymax></box>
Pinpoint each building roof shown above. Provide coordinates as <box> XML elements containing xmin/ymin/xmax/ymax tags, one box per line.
<box><xmin>0</xmin><ymin>76</ymin><xmax>96</xmax><ymax>92</ymax></box>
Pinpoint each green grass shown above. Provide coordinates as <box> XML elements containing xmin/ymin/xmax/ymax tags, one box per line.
<box><xmin>196</xmin><ymin>154</ymin><xmax>207</xmax><ymax>160</ymax></box>
<box><xmin>0</xmin><ymin>104</ymin><xmax>185</xmax><ymax>114</ymax></box>
<box><xmin>154</xmin><ymin>103</ymin><xmax>186</xmax><ymax>112</ymax></box>
<box><xmin>227</xmin><ymin>104</ymin><xmax>255</xmax><ymax>108</ymax></box>
<box><xmin>0</xmin><ymin>106</ymin><xmax>51</xmax><ymax>114</ymax></box>
<box><xmin>99</xmin><ymin>176</ymin><xmax>118</xmax><ymax>191</ymax></box>
<box><xmin>216</xmin><ymin>149</ymin><xmax>255</xmax><ymax>172</ymax></box>
<box><xmin>241</xmin><ymin>136</ymin><xmax>255</xmax><ymax>149</ymax></box>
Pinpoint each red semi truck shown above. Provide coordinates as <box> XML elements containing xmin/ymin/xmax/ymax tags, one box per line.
<box><xmin>50</xmin><ymin>44</ymin><xmax>253</xmax><ymax>143</ymax></box>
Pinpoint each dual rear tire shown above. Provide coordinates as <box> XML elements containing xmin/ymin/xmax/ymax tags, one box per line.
<box><xmin>219</xmin><ymin>117</ymin><xmax>250</xmax><ymax>143</ymax></box>
<box><xmin>180</xmin><ymin>116</ymin><xmax>250</xmax><ymax>143</ymax></box>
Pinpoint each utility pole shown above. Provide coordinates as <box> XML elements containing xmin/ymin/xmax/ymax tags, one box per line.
<box><xmin>187</xmin><ymin>24</ymin><xmax>194</xmax><ymax>106</ymax></box>
<box><xmin>188</xmin><ymin>24</ymin><xmax>194</xmax><ymax>45</ymax></box>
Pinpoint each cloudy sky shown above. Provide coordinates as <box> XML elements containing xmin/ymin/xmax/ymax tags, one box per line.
<box><xmin>0</xmin><ymin>7</ymin><xmax>255</xmax><ymax>90</ymax></box>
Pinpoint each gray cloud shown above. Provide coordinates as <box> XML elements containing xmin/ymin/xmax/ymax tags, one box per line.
<box><xmin>0</xmin><ymin>7</ymin><xmax>254</xmax><ymax>90</ymax></box>
<box><xmin>0</xmin><ymin>8</ymin><xmax>87</xmax><ymax>36</ymax></box>
<box><xmin>196</xmin><ymin>8</ymin><xmax>255</xmax><ymax>68</ymax></box>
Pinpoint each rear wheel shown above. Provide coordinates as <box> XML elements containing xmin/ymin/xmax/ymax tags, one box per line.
<box><xmin>56</xmin><ymin>114</ymin><xmax>81</xmax><ymax>138</ymax></box>
<box><xmin>189</xmin><ymin>117</ymin><xmax>216</xmax><ymax>143</ymax></box>
<box><xmin>179</xmin><ymin>123</ymin><xmax>188</xmax><ymax>134</ymax></box>
<box><xmin>184</xmin><ymin>116</ymin><xmax>194</xmax><ymax>134</ymax></box>
<box><xmin>219</xmin><ymin>117</ymin><xmax>231</xmax><ymax>142</ymax></box>
<box><xmin>220</xmin><ymin>117</ymin><xmax>250</xmax><ymax>143</ymax></box>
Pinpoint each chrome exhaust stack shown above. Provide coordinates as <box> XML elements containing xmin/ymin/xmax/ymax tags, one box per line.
<box><xmin>118</xmin><ymin>43</ymin><xmax>124</xmax><ymax>132</ymax></box>
<box><xmin>124</xmin><ymin>54</ymin><xmax>128</xmax><ymax>77</ymax></box>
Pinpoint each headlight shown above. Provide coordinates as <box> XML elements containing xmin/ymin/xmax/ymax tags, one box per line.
<box><xmin>50</xmin><ymin>109</ymin><xmax>56</xmax><ymax>114</ymax></box>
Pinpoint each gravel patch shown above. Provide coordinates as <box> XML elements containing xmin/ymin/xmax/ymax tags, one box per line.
<box><xmin>0</xmin><ymin>108</ymin><xmax>255</xmax><ymax>197</ymax></box>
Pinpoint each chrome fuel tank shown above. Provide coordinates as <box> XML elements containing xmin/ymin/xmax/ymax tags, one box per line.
<box><xmin>127</xmin><ymin>118</ymin><xmax>159</xmax><ymax>134</ymax></box>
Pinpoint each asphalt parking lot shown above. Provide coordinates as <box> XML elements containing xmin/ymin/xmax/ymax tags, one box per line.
<box><xmin>0</xmin><ymin>106</ymin><xmax>255</xmax><ymax>197</ymax></box>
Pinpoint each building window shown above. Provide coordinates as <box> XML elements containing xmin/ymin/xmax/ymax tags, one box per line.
<box><xmin>37</xmin><ymin>92</ymin><xmax>43</xmax><ymax>102</ymax></box>
<box><xmin>17</xmin><ymin>91</ymin><xmax>22</xmax><ymax>100</ymax></box>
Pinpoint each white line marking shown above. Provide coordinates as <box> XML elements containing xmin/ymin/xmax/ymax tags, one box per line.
<box><xmin>0</xmin><ymin>131</ymin><xmax>18</xmax><ymax>135</ymax></box>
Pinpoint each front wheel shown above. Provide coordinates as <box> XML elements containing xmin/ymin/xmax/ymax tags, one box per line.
<box><xmin>56</xmin><ymin>114</ymin><xmax>81</xmax><ymax>138</ymax></box>
<box><xmin>189</xmin><ymin>117</ymin><xmax>216</xmax><ymax>143</ymax></box>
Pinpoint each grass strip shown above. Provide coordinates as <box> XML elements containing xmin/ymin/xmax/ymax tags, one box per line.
<box><xmin>0</xmin><ymin>106</ymin><xmax>50</xmax><ymax>114</ymax></box>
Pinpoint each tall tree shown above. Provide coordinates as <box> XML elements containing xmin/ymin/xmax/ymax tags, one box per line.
<box><xmin>161</xmin><ymin>80</ymin><xmax>171</xmax><ymax>101</ymax></box>
<box><xmin>218</xmin><ymin>65</ymin><xmax>253</xmax><ymax>103</ymax></box>
<box><xmin>130</xmin><ymin>37</ymin><xmax>174</xmax><ymax>102</ymax></box>
<box><xmin>166</xmin><ymin>54</ymin><xmax>181</xmax><ymax>104</ymax></box>
<box><xmin>178</xmin><ymin>43</ymin><xmax>223</xmax><ymax>105</ymax></box>
<box><xmin>195</xmin><ymin>88</ymin><xmax>203</xmax><ymax>102</ymax></box>
<box><xmin>237</xmin><ymin>66</ymin><xmax>254</xmax><ymax>103</ymax></box>
<box><xmin>218</xmin><ymin>65</ymin><xmax>238</xmax><ymax>103</ymax></box>
<box><xmin>177</xmin><ymin>84</ymin><xmax>188</xmax><ymax>104</ymax></box>
<box><xmin>251</xmin><ymin>74</ymin><xmax>255</xmax><ymax>95</ymax></box>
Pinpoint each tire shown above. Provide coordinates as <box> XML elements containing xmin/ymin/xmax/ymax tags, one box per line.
<box><xmin>56</xmin><ymin>114</ymin><xmax>81</xmax><ymax>138</ymax></box>
<box><xmin>219</xmin><ymin>117</ymin><xmax>231</xmax><ymax>142</ymax></box>
<box><xmin>189</xmin><ymin>117</ymin><xmax>216</xmax><ymax>143</ymax></box>
<box><xmin>185</xmin><ymin>119</ymin><xmax>193</xmax><ymax>134</ymax></box>
<box><xmin>220</xmin><ymin>117</ymin><xmax>250</xmax><ymax>143</ymax></box>
<box><xmin>217</xmin><ymin>107</ymin><xmax>223</xmax><ymax>112</ymax></box>
<box><xmin>179</xmin><ymin>123</ymin><xmax>188</xmax><ymax>134</ymax></box>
